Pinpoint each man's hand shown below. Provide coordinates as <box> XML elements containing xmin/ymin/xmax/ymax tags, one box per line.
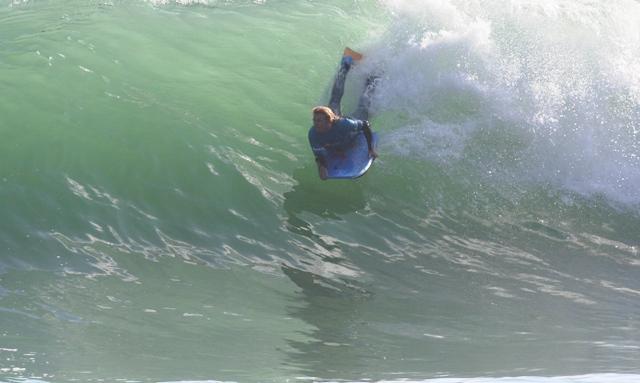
<box><xmin>315</xmin><ymin>157</ymin><xmax>328</xmax><ymax>180</ymax></box>
<box><xmin>319</xmin><ymin>165</ymin><xmax>328</xmax><ymax>180</ymax></box>
<box><xmin>369</xmin><ymin>148</ymin><xmax>378</xmax><ymax>159</ymax></box>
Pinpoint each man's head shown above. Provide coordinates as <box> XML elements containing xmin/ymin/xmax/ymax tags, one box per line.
<box><xmin>312</xmin><ymin>106</ymin><xmax>338</xmax><ymax>132</ymax></box>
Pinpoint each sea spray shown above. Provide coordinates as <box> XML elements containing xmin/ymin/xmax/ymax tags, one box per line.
<box><xmin>367</xmin><ymin>0</ymin><xmax>640</xmax><ymax>207</ymax></box>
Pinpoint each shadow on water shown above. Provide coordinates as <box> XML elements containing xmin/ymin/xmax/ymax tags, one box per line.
<box><xmin>282</xmin><ymin>164</ymin><xmax>367</xmax><ymax>249</ymax></box>
<box><xmin>283</xmin><ymin>165</ymin><xmax>367</xmax><ymax>219</ymax></box>
<box><xmin>281</xmin><ymin>164</ymin><xmax>374</xmax><ymax>380</ymax></box>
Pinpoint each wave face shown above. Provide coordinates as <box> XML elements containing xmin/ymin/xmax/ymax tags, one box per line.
<box><xmin>1</xmin><ymin>0</ymin><xmax>639</xmax><ymax>382</ymax></box>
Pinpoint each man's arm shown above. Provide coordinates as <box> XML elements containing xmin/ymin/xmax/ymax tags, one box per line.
<box><xmin>310</xmin><ymin>129</ymin><xmax>329</xmax><ymax>179</ymax></box>
<box><xmin>361</xmin><ymin>120</ymin><xmax>378</xmax><ymax>158</ymax></box>
<box><xmin>315</xmin><ymin>156</ymin><xmax>328</xmax><ymax>180</ymax></box>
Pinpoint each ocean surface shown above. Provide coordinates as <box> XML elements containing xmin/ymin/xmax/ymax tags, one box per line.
<box><xmin>1</xmin><ymin>0</ymin><xmax>640</xmax><ymax>382</ymax></box>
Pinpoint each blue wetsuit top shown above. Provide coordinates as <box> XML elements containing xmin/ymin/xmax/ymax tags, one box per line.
<box><xmin>308</xmin><ymin>117</ymin><xmax>365</xmax><ymax>155</ymax></box>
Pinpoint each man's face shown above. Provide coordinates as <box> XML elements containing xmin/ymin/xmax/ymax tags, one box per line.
<box><xmin>313</xmin><ymin>113</ymin><xmax>331</xmax><ymax>132</ymax></box>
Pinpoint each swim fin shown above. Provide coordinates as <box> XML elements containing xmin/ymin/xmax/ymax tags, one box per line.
<box><xmin>343</xmin><ymin>47</ymin><xmax>363</xmax><ymax>62</ymax></box>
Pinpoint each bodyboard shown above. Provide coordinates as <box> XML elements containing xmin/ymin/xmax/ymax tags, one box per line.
<box><xmin>314</xmin><ymin>132</ymin><xmax>378</xmax><ymax>179</ymax></box>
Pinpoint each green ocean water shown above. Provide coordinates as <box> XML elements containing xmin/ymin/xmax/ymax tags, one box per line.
<box><xmin>1</xmin><ymin>0</ymin><xmax>640</xmax><ymax>382</ymax></box>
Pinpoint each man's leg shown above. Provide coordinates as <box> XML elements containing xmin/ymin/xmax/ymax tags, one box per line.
<box><xmin>327</xmin><ymin>57</ymin><xmax>353</xmax><ymax>116</ymax></box>
<box><xmin>352</xmin><ymin>75</ymin><xmax>379</xmax><ymax>121</ymax></box>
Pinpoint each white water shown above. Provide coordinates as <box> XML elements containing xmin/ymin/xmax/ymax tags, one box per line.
<box><xmin>161</xmin><ymin>374</ymin><xmax>640</xmax><ymax>383</ymax></box>
<box><xmin>362</xmin><ymin>0</ymin><xmax>640</xmax><ymax>207</ymax></box>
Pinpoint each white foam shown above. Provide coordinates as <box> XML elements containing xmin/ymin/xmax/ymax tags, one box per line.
<box><xmin>146</xmin><ymin>0</ymin><xmax>210</xmax><ymax>5</ymax></box>
<box><xmin>153</xmin><ymin>375</ymin><xmax>640</xmax><ymax>383</ymax></box>
<box><xmin>372</xmin><ymin>0</ymin><xmax>640</xmax><ymax>208</ymax></box>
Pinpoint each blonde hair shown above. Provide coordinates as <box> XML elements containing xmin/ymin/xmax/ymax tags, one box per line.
<box><xmin>312</xmin><ymin>106</ymin><xmax>339</xmax><ymax>122</ymax></box>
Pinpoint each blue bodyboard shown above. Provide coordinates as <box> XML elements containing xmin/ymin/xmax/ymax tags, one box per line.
<box><xmin>313</xmin><ymin>132</ymin><xmax>378</xmax><ymax>179</ymax></box>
